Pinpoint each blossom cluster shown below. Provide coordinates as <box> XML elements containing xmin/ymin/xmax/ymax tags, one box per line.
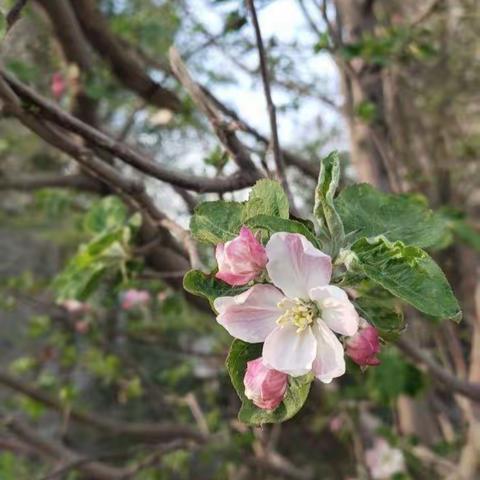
<box><xmin>213</xmin><ymin>227</ymin><xmax>381</xmax><ymax>410</ymax></box>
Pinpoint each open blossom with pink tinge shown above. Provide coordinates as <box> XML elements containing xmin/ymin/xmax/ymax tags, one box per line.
<box><xmin>244</xmin><ymin>357</ymin><xmax>288</xmax><ymax>410</ymax></box>
<box><xmin>346</xmin><ymin>319</ymin><xmax>381</xmax><ymax>366</ymax></box>
<box><xmin>120</xmin><ymin>289</ymin><xmax>151</xmax><ymax>310</ymax></box>
<box><xmin>214</xmin><ymin>232</ymin><xmax>359</xmax><ymax>383</ymax></box>
<box><xmin>215</xmin><ymin>226</ymin><xmax>267</xmax><ymax>286</ymax></box>
<box><xmin>365</xmin><ymin>438</ymin><xmax>405</xmax><ymax>479</ymax></box>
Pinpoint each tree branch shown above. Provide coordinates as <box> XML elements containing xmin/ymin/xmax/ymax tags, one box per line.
<box><xmin>169</xmin><ymin>47</ymin><xmax>261</xmax><ymax>176</ymax></box>
<box><xmin>5</xmin><ymin>417</ymin><xmax>129</xmax><ymax>480</ymax></box>
<box><xmin>0</xmin><ymin>174</ymin><xmax>104</xmax><ymax>193</ymax></box>
<box><xmin>0</xmin><ymin>370</ymin><xmax>206</xmax><ymax>443</ymax></box>
<box><xmin>1</xmin><ymin>70</ymin><xmax>258</xmax><ymax>193</ymax></box>
<box><xmin>69</xmin><ymin>0</ymin><xmax>181</xmax><ymax>112</ymax></box>
<box><xmin>246</xmin><ymin>0</ymin><xmax>294</xmax><ymax>208</ymax></box>
<box><xmin>396</xmin><ymin>337</ymin><xmax>480</xmax><ymax>401</ymax></box>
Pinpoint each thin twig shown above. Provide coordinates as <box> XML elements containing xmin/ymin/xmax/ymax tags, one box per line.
<box><xmin>245</xmin><ymin>0</ymin><xmax>295</xmax><ymax>210</ymax></box>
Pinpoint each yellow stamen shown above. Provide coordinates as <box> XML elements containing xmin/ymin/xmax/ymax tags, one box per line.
<box><xmin>276</xmin><ymin>298</ymin><xmax>318</xmax><ymax>333</ymax></box>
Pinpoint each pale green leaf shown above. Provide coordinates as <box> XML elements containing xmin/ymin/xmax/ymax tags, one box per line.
<box><xmin>242</xmin><ymin>179</ymin><xmax>289</xmax><ymax>220</ymax></box>
<box><xmin>335</xmin><ymin>184</ymin><xmax>449</xmax><ymax>249</ymax></box>
<box><xmin>190</xmin><ymin>201</ymin><xmax>244</xmax><ymax>244</ymax></box>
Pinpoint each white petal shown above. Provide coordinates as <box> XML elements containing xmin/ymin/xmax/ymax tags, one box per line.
<box><xmin>311</xmin><ymin>320</ymin><xmax>346</xmax><ymax>383</ymax></box>
<box><xmin>266</xmin><ymin>233</ymin><xmax>332</xmax><ymax>299</ymax></box>
<box><xmin>263</xmin><ymin>325</ymin><xmax>317</xmax><ymax>376</ymax></box>
<box><xmin>214</xmin><ymin>284</ymin><xmax>284</xmax><ymax>343</ymax></box>
<box><xmin>309</xmin><ymin>287</ymin><xmax>359</xmax><ymax>336</ymax></box>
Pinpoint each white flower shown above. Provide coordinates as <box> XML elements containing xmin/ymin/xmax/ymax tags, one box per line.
<box><xmin>214</xmin><ymin>233</ymin><xmax>359</xmax><ymax>383</ymax></box>
<box><xmin>365</xmin><ymin>439</ymin><xmax>406</xmax><ymax>479</ymax></box>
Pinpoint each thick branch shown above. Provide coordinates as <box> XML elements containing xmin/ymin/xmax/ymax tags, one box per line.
<box><xmin>6</xmin><ymin>417</ymin><xmax>129</xmax><ymax>480</ymax></box>
<box><xmin>34</xmin><ymin>0</ymin><xmax>97</xmax><ymax>125</ymax></box>
<box><xmin>69</xmin><ymin>0</ymin><xmax>181</xmax><ymax>112</ymax></box>
<box><xmin>2</xmin><ymin>71</ymin><xmax>258</xmax><ymax>193</ymax></box>
<box><xmin>0</xmin><ymin>174</ymin><xmax>104</xmax><ymax>193</ymax></box>
<box><xmin>0</xmin><ymin>370</ymin><xmax>206</xmax><ymax>443</ymax></box>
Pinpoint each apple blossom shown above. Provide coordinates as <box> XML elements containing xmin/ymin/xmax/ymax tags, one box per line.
<box><xmin>120</xmin><ymin>289</ymin><xmax>151</xmax><ymax>310</ymax></box>
<box><xmin>51</xmin><ymin>72</ymin><xmax>66</xmax><ymax>99</ymax></box>
<box><xmin>346</xmin><ymin>319</ymin><xmax>381</xmax><ymax>366</ymax></box>
<box><xmin>214</xmin><ymin>232</ymin><xmax>359</xmax><ymax>383</ymax></box>
<box><xmin>244</xmin><ymin>357</ymin><xmax>288</xmax><ymax>410</ymax></box>
<box><xmin>215</xmin><ymin>226</ymin><xmax>268</xmax><ymax>286</ymax></box>
<box><xmin>365</xmin><ymin>439</ymin><xmax>405</xmax><ymax>479</ymax></box>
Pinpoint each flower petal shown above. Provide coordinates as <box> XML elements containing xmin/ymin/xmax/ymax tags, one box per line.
<box><xmin>266</xmin><ymin>233</ymin><xmax>332</xmax><ymax>298</ymax></box>
<box><xmin>213</xmin><ymin>285</ymin><xmax>284</xmax><ymax>343</ymax></box>
<box><xmin>309</xmin><ymin>287</ymin><xmax>359</xmax><ymax>336</ymax></box>
<box><xmin>263</xmin><ymin>325</ymin><xmax>317</xmax><ymax>376</ymax></box>
<box><xmin>311</xmin><ymin>320</ymin><xmax>346</xmax><ymax>383</ymax></box>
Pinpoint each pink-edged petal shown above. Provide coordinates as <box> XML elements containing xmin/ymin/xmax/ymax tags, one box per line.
<box><xmin>216</xmin><ymin>270</ymin><xmax>257</xmax><ymax>286</ymax></box>
<box><xmin>213</xmin><ymin>284</ymin><xmax>284</xmax><ymax>343</ymax></box>
<box><xmin>309</xmin><ymin>287</ymin><xmax>359</xmax><ymax>336</ymax></box>
<box><xmin>266</xmin><ymin>233</ymin><xmax>332</xmax><ymax>299</ymax></box>
<box><xmin>311</xmin><ymin>320</ymin><xmax>346</xmax><ymax>383</ymax></box>
<box><xmin>263</xmin><ymin>325</ymin><xmax>317</xmax><ymax>376</ymax></box>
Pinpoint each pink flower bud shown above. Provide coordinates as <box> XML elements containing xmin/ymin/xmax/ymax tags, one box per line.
<box><xmin>243</xmin><ymin>357</ymin><xmax>288</xmax><ymax>410</ymax></box>
<box><xmin>215</xmin><ymin>226</ymin><xmax>267</xmax><ymax>286</ymax></box>
<box><xmin>346</xmin><ymin>319</ymin><xmax>381</xmax><ymax>367</ymax></box>
<box><xmin>51</xmin><ymin>72</ymin><xmax>66</xmax><ymax>99</ymax></box>
<box><xmin>120</xmin><ymin>289</ymin><xmax>151</xmax><ymax>310</ymax></box>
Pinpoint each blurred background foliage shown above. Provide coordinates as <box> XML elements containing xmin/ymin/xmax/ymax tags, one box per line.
<box><xmin>0</xmin><ymin>0</ymin><xmax>478</xmax><ymax>478</ymax></box>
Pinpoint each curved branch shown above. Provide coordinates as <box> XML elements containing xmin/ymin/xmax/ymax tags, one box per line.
<box><xmin>396</xmin><ymin>338</ymin><xmax>480</xmax><ymax>401</ymax></box>
<box><xmin>34</xmin><ymin>0</ymin><xmax>98</xmax><ymax>125</ymax></box>
<box><xmin>6</xmin><ymin>418</ymin><xmax>129</xmax><ymax>480</ymax></box>
<box><xmin>69</xmin><ymin>0</ymin><xmax>181</xmax><ymax>112</ymax></box>
<box><xmin>0</xmin><ymin>174</ymin><xmax>104</xmax><ymax>193</ymax></box>
<box><xmin>0</xmin><ymin>370</ymin><xmax>206</xmax><ymax>443</ymax></box>
<box><xmin>2</xmin><ymin>71</ymin><xmax>258</xmax><ymax>193</ymax></box>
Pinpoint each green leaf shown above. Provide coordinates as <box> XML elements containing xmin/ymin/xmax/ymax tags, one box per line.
<box><xmin>226</xmin><ymin>340</ymin><xmax>312</xmax><ymax>425</ymax></box>
<box><xmin>190</xmin><ymin>201</ymin><xmax>244</xmax><ymax>244</ymax></box>
<box><xmin>349</xmin><ymin>236</ymin><xmax>461</xmax><ymax>321</ymax></box>
<box><xmin>366</xmin><ymin>349</ymin><xmax>424</xmax><ymax>404</ymax></box>
<box><xmin>243</xmin><ymin>179</ymin><xmax>289</xmax><ymax>220</ymax></box>
<box><xmin>354</xmin><ymin>290</ymin><xmax>405</xmax><ymax>342</ymax></box>
<box><xmin>245</xmin><ymin>214</ymin><xmax>320</xmax><ymax>247</ymax></box>
<box><xmin>83</xmin><ymin>196</ymin><xmax>128</xmax><ymax>235</ymax></box>
<box><xmin>183</xmin><ymin>270</ymin><xmax>247</xmax><ymax>306</ymax></box>
<box><xmin>314</xmin><ymin>151</ymin><xmax>345</xmax><ymax>256</ymax></box>
<box><xmin>335</xmin><ymin>184</ymin><xmax>449</xmax><ymax>249</ymax></box>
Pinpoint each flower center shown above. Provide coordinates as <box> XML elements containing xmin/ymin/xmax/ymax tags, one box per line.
<box><xmin>276</xmin><ymin>298</ymin><xmax>318</xmax><ymax>333</ymax></box>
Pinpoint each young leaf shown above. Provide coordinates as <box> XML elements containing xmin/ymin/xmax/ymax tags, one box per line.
<box><xmin>335</xmin><ymin>184</ymin><xmax>449</xmax><ymax>249</ymax></box>
<box><xmin>183</xmin><ymin>270</ymin><xmax>247</xmax><ymax>306</ymax></box>
<box><xmin>190</xmin><ymin>201</ymin><xmax>244</xmax><ymax>244</ymax></box>
<box><xmin>354</xmin><ymin>291</ymin><xmax>405</xmax><ymax>342</ymax></box>
<box><xmin>314</xmin><ymin>151</ymin><xmax>345</xmax><ymax>256</ymax></box>
<box><xmin>349</xmin><ymin>236</ymin><xmax>461</xmax><ymax>321</ymax></box>
<box><xmin>242</xmin><ymin>179</ymin><xmax>289</xmax><ymax>220</ymax></box>
<box><xmin>83</xmin><ymin>196</ymin><xmax>128</xmax><ymax>235</ymax></box>
<box><xmin>226</xmin><ymin>340</ymin><xmax>312</xmax><ymax>425</ymax></box>
<box><xmin>245</xmin><ymin>214</ymin><xmax>320</xmax><ymax>247</ymax></box>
